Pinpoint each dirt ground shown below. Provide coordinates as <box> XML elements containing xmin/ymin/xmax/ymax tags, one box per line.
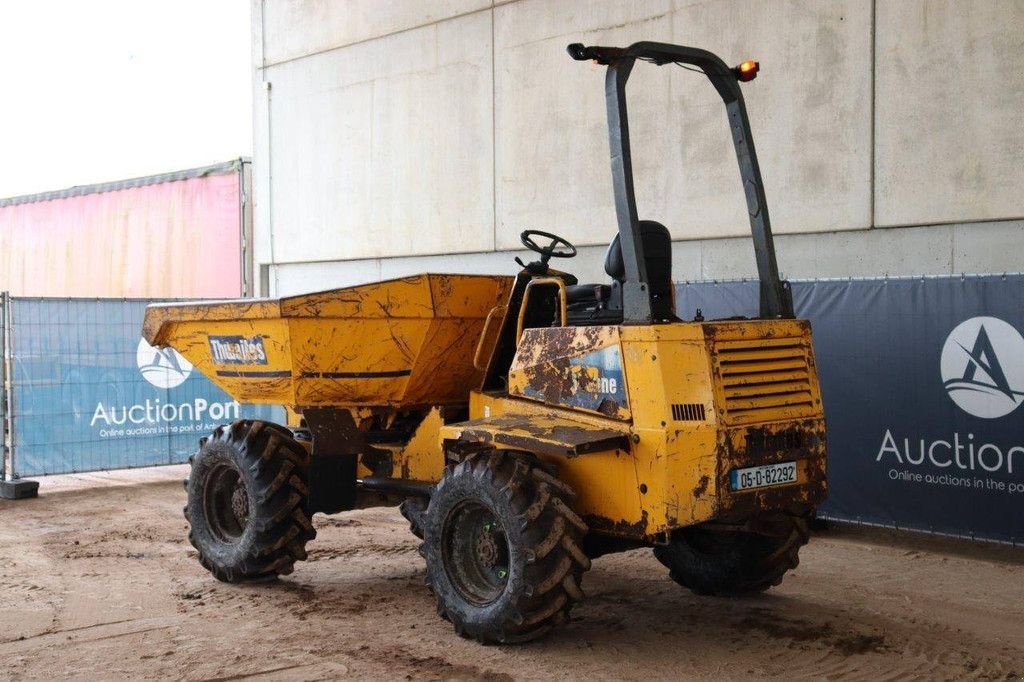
<box><xmin>1</xmin><ymin>467</ymin><xmax>1022</xmax><ymax>681</ymax></box>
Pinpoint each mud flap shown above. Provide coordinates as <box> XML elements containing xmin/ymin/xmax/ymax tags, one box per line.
<box><xmin>304</xmin><ymin>408</ymin><xmax>359</xmax><ymax>514</ymax></box>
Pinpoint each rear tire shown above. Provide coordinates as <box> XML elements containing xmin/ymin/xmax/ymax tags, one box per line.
<box><xmin>185</xmin><ymin>420</ymin><xmax>316</xmax><ymax>583</ymax></box>
<box><xmin>653</xmin><ymin>513</ymin><xmax>809</xmax><ymax>596</ymax></box>
<box><xmin>421</xmin><ymin>450</ymin><xmax>590</xmax><ymax>643</ymax></box>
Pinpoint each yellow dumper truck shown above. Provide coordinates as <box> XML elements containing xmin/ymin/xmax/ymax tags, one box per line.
<box><xmin>144</xmin><ymin>41</ymin><xmax>826</xmax><ymax>643</ymax></box>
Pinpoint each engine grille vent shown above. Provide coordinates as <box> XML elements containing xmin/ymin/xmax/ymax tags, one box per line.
<box><xmin>715</xmin><ymin>338</ymin><xmax>815</xmax><ymax>425</ymax></box>
<box><xmin>671</xmin><ymin>403</ymin><xmax>706</xmax><ymax>421</ymax></box>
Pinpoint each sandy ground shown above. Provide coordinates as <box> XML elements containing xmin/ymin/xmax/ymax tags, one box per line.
<box><xmin>1</xmin><ymin>467</ymin><xmax>1022</xmax><ymax>681</ymax></box>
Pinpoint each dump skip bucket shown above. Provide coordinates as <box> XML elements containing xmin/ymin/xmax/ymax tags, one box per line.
<box><xmin>143</xmin><ymin>274</ymin><xmax>513</xmax><ymax>408</ymax></box>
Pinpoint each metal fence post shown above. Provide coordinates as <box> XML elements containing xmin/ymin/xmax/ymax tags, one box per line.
<box><xmin>239</xmin><ymin>158</ymin><xmax>254</xmax><ymax>297</ymax></box>
<box><xmin>1</xmin><ymin>291</ymin><xmax>6</xmax><ymax>481</ymax></box>
<box><xmin>1</xmin><ymin>294</ymin><xmax>38</xmax><ymax>499</ymax></box>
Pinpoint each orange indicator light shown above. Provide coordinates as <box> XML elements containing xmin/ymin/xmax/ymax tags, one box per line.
<box><xmin>736</xmin><ymin>59</ymin><xmax>760</xmax><ymax>82</ymax></box>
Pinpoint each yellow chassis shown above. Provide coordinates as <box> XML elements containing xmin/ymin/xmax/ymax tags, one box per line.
<box><xmin>144</xmin><ymin>274</ymin><xmax>827</xmax><ymax>543</ymax></box>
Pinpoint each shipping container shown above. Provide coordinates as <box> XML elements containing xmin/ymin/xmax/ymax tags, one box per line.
<box><xmin>0</xmin><ymin>159</ymin><xmax>252</xmax><ymax>298</ymax></box>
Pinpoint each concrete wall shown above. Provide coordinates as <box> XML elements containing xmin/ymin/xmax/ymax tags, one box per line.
<box><xmin>252</xmin><ymin>0</ymin><xmax>1024</xmax><ymax>295</ymax></box>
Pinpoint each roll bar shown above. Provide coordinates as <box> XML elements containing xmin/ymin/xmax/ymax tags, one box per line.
<box><xmin>568</xmin><ymin>41</ymin><xmax>794</xmax><ymax>322</ymax></box>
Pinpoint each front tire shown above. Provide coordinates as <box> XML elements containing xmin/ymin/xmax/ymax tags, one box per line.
<box><xmin>399</xmin><ymin>497</ymin><xmax>428</xmax><ymax>539</ymax></box>
<box><xmin>653</xmin><ymin>513</ymin><xmax>809</xmax><ymax>596</ymax></box>
<box><xmin>185</xmin><ymin>420</ymin><xmax>316</xmax><ymax>583</ymax></box>
<box><xmin>421</xmin><ymin>451</ymin><xmax>590</xmax><ymax>643</ymax></box>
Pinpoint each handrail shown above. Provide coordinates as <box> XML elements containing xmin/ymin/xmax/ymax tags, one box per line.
<box><xmin>473</xmin><ymin>304</ymin><xmax>507</xmax><ymax>371</ymax></box>
<box><xmin>516</xmin><ymin>278</ymin><xmax>567</xmax><ymax>344</ymax></box>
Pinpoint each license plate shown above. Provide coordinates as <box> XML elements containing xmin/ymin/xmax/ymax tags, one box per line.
<box><xmin>730</xmin><ymin>461</ymin><xmax>798</xmax><ymax>491</ymax></box>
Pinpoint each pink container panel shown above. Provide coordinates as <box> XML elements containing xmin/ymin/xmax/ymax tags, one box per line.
<box><xmin>0</xmin><ymin>170</ymin><xmax>242</xmax><ymax>298</ymax></box>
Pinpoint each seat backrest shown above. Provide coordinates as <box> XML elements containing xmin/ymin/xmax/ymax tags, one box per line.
<box><xmin>603</xmin><ymin>220</ymin><xmax>674</xmax><ymax>319</ymax></box>
<box><xmin>604</xmin><ymin>220</ymin><xmax>671</xmax><ymax>283</ymax></box>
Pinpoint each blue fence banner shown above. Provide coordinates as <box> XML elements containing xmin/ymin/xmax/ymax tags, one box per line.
<box><xmin>6</xmin><ymin>281</ymin><xmax>1021</xmax><ymax>544</ymax></box>
<box><xmin>677</xmin><ymin>275</ymin><xmax>1024</xmax><ymax>545</ymax></box>
<box><xmin>7</xmin><ymin>298</ymin><xmax>282</xmax><ymax>478</ymax></box>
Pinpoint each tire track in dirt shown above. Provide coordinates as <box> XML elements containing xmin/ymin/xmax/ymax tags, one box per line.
<box><xmin>2</xmin><ymin>472</ymin><xmax>1022</xmax><ymax>680</ymax></box>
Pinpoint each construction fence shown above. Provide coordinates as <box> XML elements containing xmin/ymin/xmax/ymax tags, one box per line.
<box><xmin>676</xmin><ymin>273</ymin><xmax>1024</xmax><ymax>546</ymax></box>
<box><xmin>2</xmin><ymin>275</ymin><xmax>1020</xmax><ymax>545</ymax></box>
<box><xmin>0</xmin><ymin>295</ymin><xmax>281</xmax><ymax>480</ymax></box>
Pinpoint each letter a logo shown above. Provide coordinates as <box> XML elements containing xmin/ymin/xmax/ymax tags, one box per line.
<box><xmin>941</xmin><ymin>317</ymin><xmax>1024</xmax><ymax>419</ymax></box>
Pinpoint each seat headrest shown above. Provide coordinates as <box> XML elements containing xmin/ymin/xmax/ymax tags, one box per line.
<box><xmin>604</xmin><ymin>220</ymin><xmax>671</xmax><ymax>281</ymax></box>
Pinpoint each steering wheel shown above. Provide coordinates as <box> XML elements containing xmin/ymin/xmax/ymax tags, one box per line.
<box><xmin>520</xmin><ymin>230</ymin><xmax>577</xmax><ymax>262</ymax></box>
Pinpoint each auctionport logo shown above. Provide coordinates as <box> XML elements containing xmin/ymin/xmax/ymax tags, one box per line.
<box><xmin>941</xmin><ymin>317</ymin><xmax>1024</xmax><ymax>419</ymax></box>
<box><xmin>137</xmin><ymin>337</ymin><xmax>193</xmax><ymax>389</ymax></box>
<box><xmin>91</xmin><ymin>337</ymin><xmax>239</xmax><ymax>437</ymax></box>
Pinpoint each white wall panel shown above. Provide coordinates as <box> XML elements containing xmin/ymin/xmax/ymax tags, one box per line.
<box><xmin>263</xmin><ymin>11</ymin><xmax>494</xmax><ymax>263</ymax></box>
<box><xmin>494</xmin><ymin>0</ymin><xmax>872</xmax><ymax>252</ymax></box>
<box><xmin>255</xmin><ymin>0</ymin><xmax>1024</xmax><ymax>282</ymax></box>
<box><xmin>670</xmin><ymin>0</ymin><xmax>873</xmax><ymax>237</ymax></box>
<box><xmin>875</xmin><ymin>0</ymin><xmax>1024</xmax><ymax>226</ymax></box>
<box><xmin>260</xmin><ymin>0</ymin><xmax>490</xmax><ymax>66</ymax></box>
<box><xmin>493</xmin><ymin>0</ymin><xmax>673</xmax><ymax>251</ymax></box>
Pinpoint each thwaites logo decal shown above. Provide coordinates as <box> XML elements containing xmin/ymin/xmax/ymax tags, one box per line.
<box><xmin>209</xmin><ymin>335</ymin><xmax>269</xmax><ymax>366</ymax></box>
<box><xmin>568</xmin><ymin>345</ymin><xmax>628</xmax><ymax>410</ymax></box>
<box><xmin>521</xmin><ymin>344</ymin><xmax>629</xmax><ymax>416</ymax></box>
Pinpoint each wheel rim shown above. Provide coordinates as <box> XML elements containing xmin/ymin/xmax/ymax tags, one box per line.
<box><xmin>442</xmin><ymin>501</ymin><xmax>510</xmax><ymax>605</ymax></box>
<box><xmin>203</xmin><ymin>463</ymin><xmax>249</xmax><ymax>543</ymax></box>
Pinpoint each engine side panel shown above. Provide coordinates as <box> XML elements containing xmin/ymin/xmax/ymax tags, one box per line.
<box><xmin>459</xmin><ymin>319</ymin><xmax>827</xmax><ymax>541</ymax></box>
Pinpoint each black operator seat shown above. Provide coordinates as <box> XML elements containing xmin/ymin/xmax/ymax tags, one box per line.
<box><xmin>565</xmin><ymin>220</ymin><xmax>674</xmax><ymax>323</ymax></box>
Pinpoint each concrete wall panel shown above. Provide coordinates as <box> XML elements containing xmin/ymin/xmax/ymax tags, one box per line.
<box><xmin>494</xmin><ymin>0</ymin><xmax>872</xmax><ymax>252</ymax></box>
<box><xmin>252</xmin><ymin>0</ymin><xmax>271</xmax><ymax>266</ymax></box>
<box><xmin>953</xmin><ymin>220</ymin><xmax>1024</xmax><ymax>274</ymax></box>
<box><xmin>260</xmin><ymin>0</ymin><xmax>491</xmax><ymax>66</ymax></box>
<box><xmin>774</xmin><ymin>223</ymin><xmax>954</xmax><ymax>278</ymax></box>
<box><xmin>875</xmin><ymin>0</ymin><xmax>1024</xmax><ymax>226</ymax></box>
<box><xmin>274</xmin><ymin>258</ymin><xmax>383</xmax><ymax>295</ymax></box>
<box><xmin>493</xmin><ymin>0</ymin><xmax>674</xmax><ymax>251</ymax></box>
<box><xmin>272</xmin><ymin>239</ymin><xmax>705</xmax><ymax>296</ymax></box>
<box><xmin>272</xmin><ymin>219</ymin><xmax>1024</xmax><ymax>297</ymax></box>
<box><xmin>255</xmin><ymin>0</ymin><xmax>1024</xmax><ymax>286</ymax></box>
<box><xmin>263</xmin><ymin>11</ymin><xmax>494</xmax><ymax>264</ymax></box>
<box><xmin>252</xmin><ymin>84</ymin><xmax>272</xmax><ymax>266</ymax></box>
<box><xmin>701</xmin><ymin>224</ymin><xmax>955</xmax><ymax>280</ymax></box>
<box><xmin>670</xmin><ymin>0</ymin><xmax>873</xmax><ymax>238</ymax></box>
